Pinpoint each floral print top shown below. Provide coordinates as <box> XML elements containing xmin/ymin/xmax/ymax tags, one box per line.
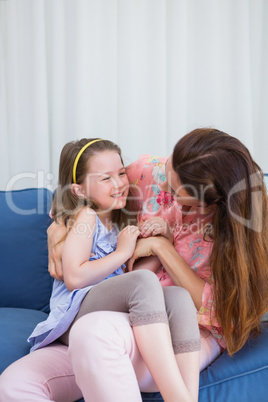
<box><xmin>127</xmin><ymin>155</ymin><xmax>226</xmax><ymax>350</ymax></box>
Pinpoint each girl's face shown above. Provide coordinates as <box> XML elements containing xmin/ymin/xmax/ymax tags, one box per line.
<box><xmin>80</xmin><ymin>150</ymin><xmax>129</xmax><ymax>213</ymax></box>
<box><xmin>160</xmin><ymin>155</ymin><xmax>203</xmax><ymax>207</ymax></box>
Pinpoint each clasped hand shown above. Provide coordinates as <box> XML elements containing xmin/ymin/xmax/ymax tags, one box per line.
<box><xmin>139</xmin><ymin>217</ymin><xmax>173</xmax><ymax>243</ymax></box>
<box><xmin>127</xmin><ymin>217</ymin><xmax>173</xmax><ymax>271</ymax></box>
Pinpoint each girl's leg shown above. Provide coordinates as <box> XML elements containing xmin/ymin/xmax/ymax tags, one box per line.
<box><xmin>163</xmin><ymin>287</ymin><xmax>201</xmax><ymax>402</ymax></box>
<box><xmin>68</xmin><ymin>312</ymin><xmax>221</xmax><ymax>401</ymax></box>
<box><xmin>67</xmin><ymin>270</ymin><xmax>195</xmax><ymax>402</ymax></box>
<box><xmin>62</xmin><ymin>270</ymin><xmax>168</xmax><ymax>341</ymax></box>
<box><xmin>0</xmin><ymin>343</ymin><xmax>81</xmax><ymax>402</ymax></box>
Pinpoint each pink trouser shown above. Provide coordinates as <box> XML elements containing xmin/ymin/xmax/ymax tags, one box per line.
<box><xmin>0</xmin><ymin>312</ymin><xmax>221</xmax><ymax>402</ymax></box>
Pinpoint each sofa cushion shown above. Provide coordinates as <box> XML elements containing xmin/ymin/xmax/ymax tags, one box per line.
<box><xmin>198</xmin><ymin>324</ymin><xmax>268</xmax><ymax>401</ymax></box>
<box><xmin>0</xmin><ymin>307</ymin><xmax>48</xmax><ymax>374</ymax></box>
<box><xmin>0</xmin><ymin>188</ymin><xmax>53</xmax><ymax>313</ymax></box>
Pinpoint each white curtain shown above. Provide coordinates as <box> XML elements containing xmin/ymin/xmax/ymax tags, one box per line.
<box><xmin>0</xmin><ymin>0</ymin><xmax>267</xmax><ymax>190</ymax></box>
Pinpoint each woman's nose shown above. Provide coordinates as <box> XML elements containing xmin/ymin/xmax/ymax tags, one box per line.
<box><xmin>160</xmin><ymin>180</ymin><xmax>168</xmax><ymax>192</ymax></box>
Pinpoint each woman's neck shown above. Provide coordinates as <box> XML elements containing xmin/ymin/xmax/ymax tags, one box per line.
<box><xmin>181</xmin><ymin>205</ymin><xmax>191</xmax><ymax>214</ymax></box>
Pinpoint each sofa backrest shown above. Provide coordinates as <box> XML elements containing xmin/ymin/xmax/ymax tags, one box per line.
<box><xmin>0</xmin><ymin>188</ymin><xmax>53</xmax><ymax>313</ymax></box>
<box><xmin>0</xmin><ymin>177</ymin><xmax>267</xmax><ymax>314</ymax></box>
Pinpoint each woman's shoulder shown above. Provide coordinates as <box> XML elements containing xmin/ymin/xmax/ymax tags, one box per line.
<box><xmin>127</xmin><ymin>154</ymin><xmax>167</xmax><ymax>173</ymax></box>
<box><xmin>127</xmin><ymin>154</ymin><xmax>167</xmax><ymax>189</ymax></box>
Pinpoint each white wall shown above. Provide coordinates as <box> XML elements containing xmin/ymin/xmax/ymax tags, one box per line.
<box><xmin>0</xmin><ymin>0</ymin><xmax>268</xmax><ymax>190</ymax></box>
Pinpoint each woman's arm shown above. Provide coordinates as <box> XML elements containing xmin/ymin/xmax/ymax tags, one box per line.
<box><xmin>47</xmin><ymin>221</ymin><xmax>67</xmax><ymax>281</ymax></box>
<box><xmin>128</xmin><ymin>236</ymin><xmax>205</xmax><ymax>310</ymax></box>
<box><xmin>63</xmin><ymin>208</ymin><xmax>140</xmax><ymax>291</ymax></box>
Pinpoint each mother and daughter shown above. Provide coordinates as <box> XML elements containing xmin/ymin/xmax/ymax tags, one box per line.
<box><xmin>0</xmin><ymin>128</ymin><xmax>268</xmax><ymax>402</ymax></box>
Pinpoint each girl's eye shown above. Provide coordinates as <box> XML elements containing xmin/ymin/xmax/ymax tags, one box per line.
<box><xmin>102</xmin><ymin>177</ymin><xmax>110</xmax><ymax>181</ymax></box>
<box><xmin>119</xmin><ymin>172</ymin><xmax>126</xmax><ymax>176</ymax></box>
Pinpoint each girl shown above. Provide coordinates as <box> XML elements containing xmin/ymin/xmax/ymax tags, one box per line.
<box><xmin>27</xmin><ymin>138</ymin><xmax>201</xmax><ymax>402</ymax></box>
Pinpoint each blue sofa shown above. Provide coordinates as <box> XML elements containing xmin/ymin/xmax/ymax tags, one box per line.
<box><xmin>1</xmin><ymin>185</ymin><xmax>268</xmax><ymax>401</ymax></box>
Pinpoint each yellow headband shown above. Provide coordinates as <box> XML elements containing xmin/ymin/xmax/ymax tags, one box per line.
<box><xmin>72</xmin><ymin>139</ymin><xmax>102</xmax><ymax>183</ymax></box>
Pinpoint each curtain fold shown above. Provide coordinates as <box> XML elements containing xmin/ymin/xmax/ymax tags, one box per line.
<box><xmin>0</xmin><ymin>0</ymin><xmax>267</xmax><ymax>190</ymax></box>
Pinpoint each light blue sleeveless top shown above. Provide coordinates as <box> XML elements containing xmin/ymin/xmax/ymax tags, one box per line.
<box><xmin>28</xmin><ymin>214</ymin><xmax>124</xmax><ymax>352</ymax></box>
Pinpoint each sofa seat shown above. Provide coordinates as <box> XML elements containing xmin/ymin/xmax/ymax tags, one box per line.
<box><xmin>0</xmin><ymin>308</ymin><xmax>48</xmax><ymax>374</ymax></box>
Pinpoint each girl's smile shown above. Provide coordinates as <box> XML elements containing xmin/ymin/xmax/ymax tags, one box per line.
<box><xmin>79</xmin><ymin>150</ymin><xmax>129</xmax><ymax>215</ymax></box>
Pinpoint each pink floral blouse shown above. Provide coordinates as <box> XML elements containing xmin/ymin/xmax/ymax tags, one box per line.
<box><xmin>127</xmin><ymin>155</ymin><xmax>226</xmax><ymax>350</ymax></box>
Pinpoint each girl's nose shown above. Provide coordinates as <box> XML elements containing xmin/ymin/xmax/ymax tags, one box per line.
<box><xmin>114</xmin><ymin>175</ymin><xmax>124</xmax><ymax>188</ymax></box>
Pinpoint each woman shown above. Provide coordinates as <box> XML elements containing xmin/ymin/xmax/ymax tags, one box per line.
<box><xmin>0</xmin><ymin>128</ymin><xmax>267</xmax><ymax>402</ymax></box>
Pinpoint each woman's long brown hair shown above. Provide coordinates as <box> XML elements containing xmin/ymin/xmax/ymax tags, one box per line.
<box><xmin>173</xmin><ymin>128</ymin><xmax>268</xmax><ymax>355</ymax></box>
<box><xmin>51</xmin><ymin>138</ymin><xmax>134</xmax><ymax>230</ymax></box>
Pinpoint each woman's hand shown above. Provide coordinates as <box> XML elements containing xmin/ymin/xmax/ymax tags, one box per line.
<box><xmin>47</xmin><ymin>221</ymin><xmax>67</xmax><ymax>281</ymax></box>
<box><xmin>139</xmin><ymin>217</ymin><xmax>173</xmax><ymax>243</ymax></box>
<box><xmin>116</xmin><ymin>225</ymin><xmax>141</xmax><ymax>261</ymax></box>
<box><xmin>128</xmin><ymin>237</ymin><xmax>159</xmax><ymax>271</ymax></box>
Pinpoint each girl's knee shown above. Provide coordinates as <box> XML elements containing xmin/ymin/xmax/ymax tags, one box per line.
<box><xmin>164</xmin><ymin>286</ymin><xmax>194</xmax><ymax>304</ymax></box>
<box><xmin>130</xmin><ymin>269</ymin><xmax>162</xmax><ymax>292</ymax></box>
<box><xmin>130</xmin><ymin>269</ymin><xmax>158</xmax><ymax>283</ymax></box>
<box><xmin>165</xmin><ymin>285</ymin><xmax>191</xmax><ymax>298</ymax></box>
<box><xmin>164</xmin><ymin>286</ymin><xmax>196</xmax><ymax>316</ymax></box>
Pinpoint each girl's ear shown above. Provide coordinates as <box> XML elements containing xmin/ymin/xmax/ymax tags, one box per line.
<box><xmin>71</xmin><ymin>183</ymin><xmax>85</xmax><ymax>198</ymax></box>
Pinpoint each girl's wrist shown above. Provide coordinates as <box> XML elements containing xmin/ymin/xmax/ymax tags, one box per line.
<box><xmin>114</xmin><ymin>249</ymin><xmax>128</xmax><ymax>265</ymax></box>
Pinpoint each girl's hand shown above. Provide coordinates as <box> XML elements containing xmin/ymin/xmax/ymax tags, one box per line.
<box><xmin>128</xmin><ymin>237</ymin><xmax>158</xmax><ymax>271</ymax></box>
<box><xmin>116</xmin><ymin>225</ymin><xmax>141</xmax><ymax>261</ymax></box>
<box><xmin>139</xmin><ymin>217</ymin><xmax>173</xmax><ymax>242</ymax></box>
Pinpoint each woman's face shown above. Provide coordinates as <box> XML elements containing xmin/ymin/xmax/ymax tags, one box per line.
<box><xmin>161</xmin><ymin>155</ymin><xmax>203</xmax><ymax>207</ymax></box>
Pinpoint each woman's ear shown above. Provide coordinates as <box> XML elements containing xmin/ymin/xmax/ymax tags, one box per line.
<box><xmin>71</xmin><ymin>183</ymin><xmax>85</xmax><ymax>198</ymax></box>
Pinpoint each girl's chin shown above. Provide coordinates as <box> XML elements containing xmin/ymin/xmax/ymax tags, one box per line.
<box><xmin>113</xmin><ymin>199</ymin><xmax>127</xmax><ymax>208</ymax></box>
<box><xmin>96</xmin><ymin>197</ymin><xmax>127</xmax><ymax>213</ymax></box>
<box><xmin>111</xmin><ymin>197</ymin><xmax>127</xmax><ymax>209</ymax></box>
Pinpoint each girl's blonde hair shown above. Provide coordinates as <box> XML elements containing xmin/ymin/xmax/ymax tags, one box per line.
<box><xmin>173</xmin><ymin>128</ymin><xmax>268</xmax><ymax>355</ymax></box>
<box><xmin>51</xmin><ymin>138</ymin><xmax>134</xmax><ymax>229</ymax></box>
